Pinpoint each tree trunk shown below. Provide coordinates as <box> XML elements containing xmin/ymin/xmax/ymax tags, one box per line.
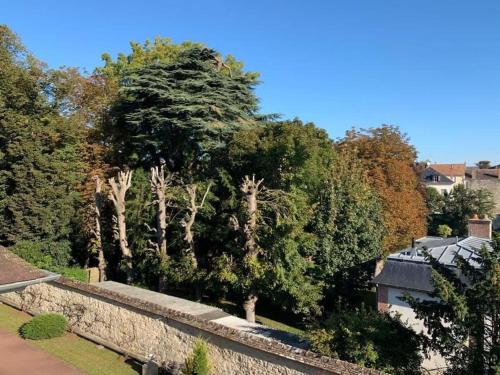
<box><xmin>240</xmin><ymin>175</ymin><xmax>263</xmax><ymax>322</ymax></box>
<box><xmin>241</xmin><ymin>175</ymin><xmax>262</xmax><ymax>257</ymax></box>
<box><xmin>108</xmin><ymin>170</ymin><xmax>133</xmax><ymax>282</ymax></box>
<box><xmin>181</xmin><ymin>183</ymin><xmax>211</xmax><ymax>269</ymax></box>
<box><xmin>150</xmin><ymin>165</ymin><xmax>168</xmax><ymax>260</ymax></box>
<box><xmin>93</xmin><ymin>176</ymin><xmax>107</xmax><ymax>282</ymax></box>
<box><xmin>243</xmin><ymin>292</ymin><xmax>258</xmax><ymax>323</ymax></box>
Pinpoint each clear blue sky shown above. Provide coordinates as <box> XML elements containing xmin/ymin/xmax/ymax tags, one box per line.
<box><xmin>2</xmin><ymin>0</ymin><xmax>499</xmax><ymax>165</ymax></box>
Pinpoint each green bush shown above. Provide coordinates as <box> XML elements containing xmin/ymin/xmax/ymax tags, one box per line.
<box><xmin>11</xmin><ymin>240</ymin><xmax>72</xmax><ymax>268</ymax></box>
<box><xmin>20</xmin><ymin>313</ymin><xmax>68</xmax><ymax>340</ymax></box>
<box><xmin>308</xmin><ymin>309</ymin><xmax>422</xmax><ymax>374</ymax></box>
<box><xmin>11</xmin><ymin>241</ymin><xmax>87</xmax><ymax>282</ymax></box>
<box><xmin>437</xmin><ymin>224</ymin><xmax>452</xmax><ymax>238</ymax></box>
<box><xmin>182</xmin><ymin>338</ymin><xmax>210</xmax><ymax>375</ymax></box>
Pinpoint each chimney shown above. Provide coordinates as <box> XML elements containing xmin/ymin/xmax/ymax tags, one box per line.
<box><xmin>468</xmin><ymin>214</ymin><xmax>492</xmax><ymax>240</ymax></box>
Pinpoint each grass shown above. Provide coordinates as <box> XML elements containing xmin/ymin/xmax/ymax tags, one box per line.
<box><xmin>255</xmin><ymin>315</ymin><xmax>305</xmax><ymax>336</ymax></box>
<box><xmin>0</xmin><ymin>303</ymin><xmax>140</xmax><ymax>375</ymax></box>
<box><xmin>215</xmin><ymin>298</ymin><xmax>306</xmax><ymax>336</ymax></box>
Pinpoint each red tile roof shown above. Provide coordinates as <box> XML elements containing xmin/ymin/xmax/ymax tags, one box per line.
<box><xmin>430</xmin><ymin>163</ymin><xmax>466</xmax><ymax>177</ymax></box>
<box><xmin>0</xmin><ymin>246</ymin><xmax>49</xmax><ymax>286</ymax></box>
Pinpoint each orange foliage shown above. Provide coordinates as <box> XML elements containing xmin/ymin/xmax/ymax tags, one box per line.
<box><xmin>339</xmin><ymin>125</ymin><xmax>427</xmax><ymax>255</ymax></box>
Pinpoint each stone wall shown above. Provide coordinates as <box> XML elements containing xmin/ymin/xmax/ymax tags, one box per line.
<box><xmin>0</xmin><ymin>279</ymin><xmax>382</xmax><ymax>375</ymax></box>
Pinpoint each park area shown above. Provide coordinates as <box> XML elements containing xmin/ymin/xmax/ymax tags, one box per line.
<box><xmin>0</xmin><ymin>303</ymin><xmax>140</xmax><ymax>375</ymax></box>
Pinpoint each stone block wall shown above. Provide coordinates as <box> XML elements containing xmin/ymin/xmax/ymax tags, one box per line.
<box><xmin>0</xmin><ymin>279</ymin><xmax>382</xmax><ymax>375</ymax></box>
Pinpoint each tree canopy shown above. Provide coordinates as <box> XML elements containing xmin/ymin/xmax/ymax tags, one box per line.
<box><xmin>106</xmin><ymin>47</ymin><xmax>260</xmax><ymax>171</ymax></box>
<box><xmin>338</xmin><ymin>126</ymin><xmax>427</xmax><ymax>254</ymax></box>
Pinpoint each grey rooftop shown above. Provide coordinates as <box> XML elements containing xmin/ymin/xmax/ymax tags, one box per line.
<box><xmin>373</xmin><ymin>236</ymin><xmax>493</xmax><ymax>292</ymax></box>
<box><xmin>388</xmin><ymin>236</ymin><xmax>492</xmax><ymax>268</ymax></box>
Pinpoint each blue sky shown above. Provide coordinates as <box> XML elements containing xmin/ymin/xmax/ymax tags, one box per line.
<box><xmin>2</xmin><ymin>0</ymin><xmax>499</xmax><ymax>165</ymax></box>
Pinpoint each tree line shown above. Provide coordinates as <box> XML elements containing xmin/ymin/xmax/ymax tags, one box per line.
<box><xmin>1</xmin><ymin>25</ymin><xmax>434</xmax><ymax>373</ymax></box>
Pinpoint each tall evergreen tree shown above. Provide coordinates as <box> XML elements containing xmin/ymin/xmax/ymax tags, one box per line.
<box><xmin>105</xmin><ymin>46</ymin><xmax>259</xmax><ymax>172</ymax></box>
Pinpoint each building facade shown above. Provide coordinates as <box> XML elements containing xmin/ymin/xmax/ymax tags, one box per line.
<box><xmin>420</xmin><ymin>163</ymin><xmax>466</xmax><ymax>195</ymax></box>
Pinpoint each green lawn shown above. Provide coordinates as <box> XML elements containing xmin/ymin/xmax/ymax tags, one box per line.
<box><xmin>255</xmin><ymin>315</ymin><xmax>305</xmax><ymax>336</ymax></box>
<box><xmin>0</xmin><ymin>303</ymin><xmax>140</xmax><ymax>375</ymax></box>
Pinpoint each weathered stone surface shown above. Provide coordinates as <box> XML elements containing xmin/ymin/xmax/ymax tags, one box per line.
<box><xmin>1</xmin><ymin>281</ymin><xmax>383</xmax><ymax>375</ymax></box>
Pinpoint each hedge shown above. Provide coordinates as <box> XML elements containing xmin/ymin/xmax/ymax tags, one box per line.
<box><xmin>20</xmin><ymin>313</ymin><xmax>68</xmax><ymax>340</ymax></box>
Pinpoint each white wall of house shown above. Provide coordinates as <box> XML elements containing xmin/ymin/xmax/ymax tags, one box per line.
<box><xmin>386</xmin><ymin>287</ymin><xmax>447</xmax><ymax>372</ymax></box>
<box><xmin>426</xmin><ymin>183</ymin><xmax>455</xmax><ymax>195</ymax></box>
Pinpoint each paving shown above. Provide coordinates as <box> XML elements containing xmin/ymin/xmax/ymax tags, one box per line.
<box><xmin>95</xmin><ymin>281</ymin><xmax>306</xmax><ymax>348</ymax></box>
<box><xmin>0</xmin><ymin>327</ymin><xmax>84</xmax><ymax>375</ymax></box>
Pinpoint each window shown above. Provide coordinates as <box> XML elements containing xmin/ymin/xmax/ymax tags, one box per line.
<box><xmin>433</xmin><ymin>175</ymin><xmax>440</xmax><ymax>182</ymax></box>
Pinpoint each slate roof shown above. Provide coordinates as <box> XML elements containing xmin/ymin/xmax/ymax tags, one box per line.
<box><xmin>0</xmin><ymin>246</ymin><xmax>59</xmax><ymax>292</ymax></box>
<box><xmin>372</xmin><ymin>236</ymin><xmax>492</xmax><ymax>292</ymax></box>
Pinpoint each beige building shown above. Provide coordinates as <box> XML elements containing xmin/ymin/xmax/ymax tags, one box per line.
<box><xmin>421</xmin><ymin>163</ymin><xmax>466</xmax><ymax>195</ymax></box>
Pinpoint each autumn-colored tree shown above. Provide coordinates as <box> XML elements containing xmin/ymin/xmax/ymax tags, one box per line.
<box><xmin>338</xmin><ymin>126</ymin><xmax>427</xmax><ymax>254</ymax></box>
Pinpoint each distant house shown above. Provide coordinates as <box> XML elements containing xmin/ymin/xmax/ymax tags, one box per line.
<box><xmin>466</xmin><ymin>167</ymin><xmax>500</xmax><ymax>230</ymax></box>
<box><xmin>372</xmin><ymin>217</ymin><xmax>493</xmax><ymax>372</ymax></box>
<box><xmin>420</xmin><ymin>163</ymin><xmax>466</xmax><ymax>195</ymax></box>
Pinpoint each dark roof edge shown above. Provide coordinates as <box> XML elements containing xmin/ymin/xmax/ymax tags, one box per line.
<box><xmin>52</xmin><ymin>277</ymin><xmax>384</xmax><ymax>375</ymax></box>
<box><xmin>370</xmin><ymin>279</ymin><xmax>433</xmax><ymax>293</ymax></box>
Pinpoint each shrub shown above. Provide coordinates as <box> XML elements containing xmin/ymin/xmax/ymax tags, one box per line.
<box><xmin>11</xmin><ymin>240</ymin><xmax>72</xmax><ymax>268</ymax></box>
<box><xmin>437</xmin><ymin>224</ymin><xmax>452</xmax><ymax>238</ymax></box>
<box><xmin>11</xmin><ymin>241</ymin><xmax>87</xmax><ymax>282</ymax></box>
<box><xmin>182</xmin><ymin>338</ymin><xmax>210</xmax><ymax>375</ymax></box>
<box><xmin>20</xmin><ymin>313</ymin><xmax>68</xmax><ymax>340</ymax></box>
<box><xmin>308</xmin><ymin>309</ymin><xmax>422</xmax><ymax>374</ymax></box>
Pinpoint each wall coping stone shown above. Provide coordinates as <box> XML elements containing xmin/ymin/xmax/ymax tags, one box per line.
<box><xmin>53</xmin><ymin>277</ymin><xmax>384</xmax><ymax>375</ymax></box>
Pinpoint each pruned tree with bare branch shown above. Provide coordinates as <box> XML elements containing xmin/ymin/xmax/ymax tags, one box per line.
<box><xmin>108</xmin><ymin>169</ymin><xmax>133</xmax><ymax>282</ymax></box>
<box><xmin>229</xmin><ymin>175</ymin><xmax>291</xmax><ymax>322</ymax></box>
<box><xmin>181</xmin><ymin>183</ymin><xmax>212</xmax><ymax>269</ymax></box>
<box><xmin>92</xmin><ymin>175</ymin><xmax>107</xmax><ymax>282</ymax></box>
<box><xmin>149</xmin><ymin>162</ymin><xmax>173</xmax><ymax>261</ymax></box>
<box><xmin>229</xmin><ymin>175</ymin><xmax>264</xmax><ymax>323</ymax></box>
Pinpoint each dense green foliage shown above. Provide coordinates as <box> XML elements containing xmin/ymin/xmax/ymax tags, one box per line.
<box><xmin>20</xmin><ymin>313</ymin><xmax>68</xmax><ymax>340</ymax></box>
<box><xmin>313</xmin><ymin>150</ymin><xmax>384</xmax><ymax>305</ymax></box>
<box><xmin>404</xmin><ymin>235</ymin><xmax>500</xmax><ymax>374</ymax></box>
<box><xmin>308</xmin><ymin>309</ymin><xmax>422</xmax><ymax>374</ymax></box>
<box><xmin>11</xmin><ymin>240</ymin><xmax>88</xmax><ymax>281</ymax></box>
<box><xmin>0</xmin><ymin>26</ymin><xmax>85</xmax><ymax>261</ymax></box>
<box><xmin>182</xmin><ymin>338</ymin><xmax>211</xmax><ymax>375</ymax></box>
<box><xmin>426</xmin><ymin>185</ymin><xmax>495</xmax><ymax>236</ymax></box>
<box><xmin>106</xmin><ymin>47</ymin><xmax>259</xmax><ymax>171</ymax></box>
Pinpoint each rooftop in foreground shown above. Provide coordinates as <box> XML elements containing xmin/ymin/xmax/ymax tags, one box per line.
<box><xmin>0</xmin><ymin>247</ymin><xmax>59</xmax><ymax>293</ymax></box>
